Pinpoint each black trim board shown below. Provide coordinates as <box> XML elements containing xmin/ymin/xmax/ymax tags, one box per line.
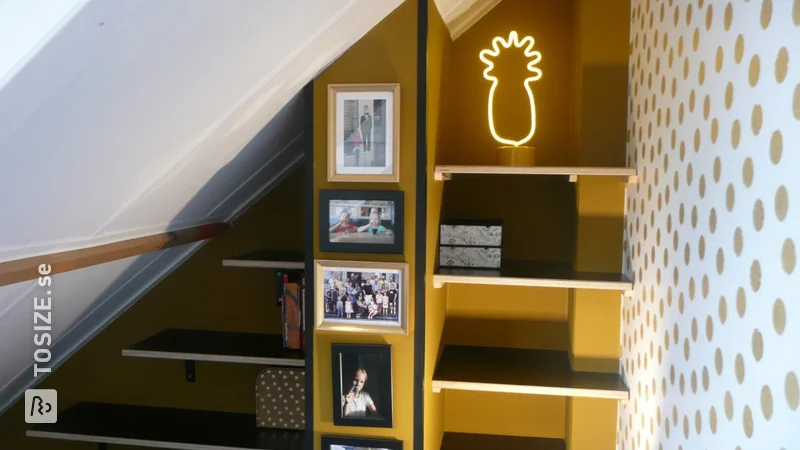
<box><xmin>413</xmin><ymin>0</ymin><xmax>428</xmax><ymax>450</ymax></box>
<box><xmin>301</xmin><ymin>81</ymin><xmax>315</xmax><ymax>450</ymax></box>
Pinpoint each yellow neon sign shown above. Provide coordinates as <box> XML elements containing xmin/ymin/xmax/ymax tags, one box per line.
<box><xmin>479</xmin><ymin>31</ymin><xmax>542</xmax><ymax>147</ymax></box>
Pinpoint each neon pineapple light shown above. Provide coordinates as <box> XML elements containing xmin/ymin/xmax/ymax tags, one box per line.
<box><xmin>479</xmin><ymin>31</ymin><xmax>542</xmax><ymax>147</ymax></box>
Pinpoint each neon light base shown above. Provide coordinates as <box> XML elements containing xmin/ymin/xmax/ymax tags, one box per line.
<box><xmin>496</xmin><ymin>145</ymin><xmax>536</xmax><ymax>167</ymax></box>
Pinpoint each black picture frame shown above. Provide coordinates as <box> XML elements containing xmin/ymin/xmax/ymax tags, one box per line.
<box><xmin>321</xmin><ymin>434</ymin><xmax>403</xmax><ymax>450</ymax></box>
<box><xmin>331</xmin><ymin>343</ymin><xmax>393</xmax><ymax>428</ymax></box>
<box><xmin>319</xmin><ymin>190</ymin><xmax>404</xmax><ymax>254</ymax></box>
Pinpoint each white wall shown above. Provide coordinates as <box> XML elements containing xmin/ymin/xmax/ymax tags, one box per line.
<box><xmin>621</xmin><ymin>0</ymin><xmax>800</xmax><ymax>448</ymax></box>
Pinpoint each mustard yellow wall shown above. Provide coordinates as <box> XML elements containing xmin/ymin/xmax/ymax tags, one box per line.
<box><xmin>566</xmin><ymin>1</ymin><xmax>630</xmax><ymax>449</ymax></box>
<box><xmin>311</xmin><ymin>1</ymin><xmax>418</xmax><ymax>449</ymax></box>
<box><xmin>0</xmin><ymin>170</ymin><xmax>306</xmax><ymax>450</ymax></box>
<box><xmin>423</xmin><ymin>1</ymin><xmax>448</xmax><ymax>449</ymax></box>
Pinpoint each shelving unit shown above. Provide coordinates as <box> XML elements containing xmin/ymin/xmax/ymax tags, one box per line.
<box><xmin>222</xmin><ymin>250</ymin><xmax>305</xmax><ymax>269</ymax></box>
<box><xmin>431</xmin><ymin>346</ymin><xmax>629</xmax><ymax>401</ymax></box>
<box><xmin>122</xmin><ymin>329</ymin><xmax>305</xmax><ymax>367</ymax></box>
<box><xmin>26</xmin><ymin>402</ymin><xmax>304</xmax><ymax>450</ymax></box>
<box><xmin>440</xmin><ymin>432</ymin><xmax>566</xmax><ymax>450</ymax></box>
<box><xmin>433</xmin><ymin>260</ymin><xmax>632</xmax><ymax>292</ymax></box>
<box><xmin>434</xmin><ymin>165</ymin><xmax>637</xmax><ymax>184</ymax></box>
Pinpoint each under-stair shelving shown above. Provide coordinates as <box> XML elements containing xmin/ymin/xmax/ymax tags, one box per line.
<box><xmin>221</xmin><ymin>250</ymin><xmax>305</xmax><ymax>270</ymax></box>
<box><xmin>440</xmin><ymin>432</ymin><xmax>566</xmax><ymax>450</ymax></box>
<box><xmin>432</xmin><ymin>260</ymin><xmax>632</xmax><ymax>292</ymax></box>
<box><xmin>122</xmin><ymin>328</ymin><xmax>305</xmax><ymax>367</ymax></box>
<box><xmin>27</xmin><ymin>402</ymin><xmax>304</xmax><ymax>450</ymax></box>
<box><xmin>431</xmin><ymin>345</ymin><xmax>628</xmax><ymax>401</ymax></box>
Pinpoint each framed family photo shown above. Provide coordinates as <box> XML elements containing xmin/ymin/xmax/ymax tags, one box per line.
<box><xmin>321</xmin><ymin>435</ymin><xmax>403</xmax><ymax>450</ymax></box>
<box><xmin>331</xmin><ymin>343</ymin><xmax>393</xmax><ymax>428</ymax></box>
<box><xmin>327</xmin><ymin>83</ymin><xmax>400</xmax><ymax>183</ymax></box>
<box><xmin>319</xmin><ymin>189</ymin><xmax>404</xmax><ymax>254</ymax></box>
<box><xmin>315</xmin><ymin>260</ymin><xmax>408</xmax><ymax>335</ymax></box>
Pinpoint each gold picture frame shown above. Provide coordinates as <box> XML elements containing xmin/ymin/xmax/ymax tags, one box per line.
<box><xmin>327</xmin><ymin>83</ymin><xmax>401</xmax><ymax>183</ymax></box>
<box><xmin>315</xmin><ymin>260</ymin><xmax>408</xmax><ymax>335</ymax></box>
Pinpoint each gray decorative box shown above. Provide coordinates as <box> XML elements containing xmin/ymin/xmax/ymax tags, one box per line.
<box><xmin>439</xmin><ymin>219</ymin><xmax>503</xmax><ymax>269</ymax></box>
<box><xmin>439</xmin><ymin>246</ymin><xmax>501</xmax><ymax>269</ymax></box>
<box><xmin>440</xmin><ymin>220</ymin><xmax>503</xmax><ymax>247</ymax></box>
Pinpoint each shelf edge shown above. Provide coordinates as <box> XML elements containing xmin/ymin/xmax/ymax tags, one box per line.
<box><xmin>430</xmin><ymin>380</ymin><xmax>629</xmax><ymax>401</ymax></box>
<box><xmin>221</xmin><ymin>260</ymin><xmax>305</xmax><ymax>269</ymax></box>
<box><xmin>121</xmin><ymin>349</ymin><xmax>305</xmax><ymax>367</ymax></box>
<box><xmin>431</xmin><ymin>274</ymin><xmax>632</xmax><ymax>291</ymax></box>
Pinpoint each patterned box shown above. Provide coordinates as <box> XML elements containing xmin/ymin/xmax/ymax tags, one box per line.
<box><xmin>439</xmin><ymin>219</ymin><xmax>503</xmax><ymax>247</ymax></box>
<box><xmin>439</xmin><ymin>246</ymin><xmax>502</xmax><ymax>269</ymax></box>
<box><xmin>256</xmin><ymin>368</ymin><xmax>305</xmax><ymax>430</ymax></box>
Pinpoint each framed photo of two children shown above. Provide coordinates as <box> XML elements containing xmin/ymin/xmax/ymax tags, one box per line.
<box><xmin>327</xmin><ymin>84</ymin><xmax>400</xmax><ymax>183</ymax></box>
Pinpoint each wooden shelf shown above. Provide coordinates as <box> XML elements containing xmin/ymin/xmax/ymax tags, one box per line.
<box><xmin>122</xmin><ymin>329</ymin><xmax>304</xmax><ymax>367</ymax></box>
<box><xmin>26</xmin><ymin>402</ymin><xmax>304</xmax><ymax>450</ymax></box>
<box><xmin>441</xmin><ymin>432</ymin><xmax>565</xmax><ymax>450</ymax></box>
<box><xmin>433</xmin><ymin>260</ymin><xmax>632</xmax><ymax>293</ymax></box>
<box><xmin>434</xmin><ymin>165</ymin><xmax>637</xmax><ymax>183</ymax></box>
<box><xmin>431</xmin><ymin>345</ymin><xmax>629</xmax><ymax>401</ymax></box>
<box><xmin>222</xmin><ymin>250</ymin><xmax>304</xmax><ymax>269</ymax></box>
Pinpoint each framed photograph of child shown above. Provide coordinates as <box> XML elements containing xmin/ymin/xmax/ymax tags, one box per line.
<box><xmin>322</xmin><ymin>435</ymin><xmax>402</xmax><ymax>450</ymax></box>
<box><xmin>331</xmin><ymin>343</ymin><xmax>393</xmax><ymax>428</ymax></box>
<box><xmin>319</xmin><ymin>189</ymin><xmax>404</xmax><ymax>254</ymax></box>
<box><xmin>315</xmin><ymin>260</ymin><xmax>408</xmax><ymax>335</ymax></box>
<box><xmin>327</xmin><ymin>83</ymin><xmax>400</xmax><ymax>183</ymax></box>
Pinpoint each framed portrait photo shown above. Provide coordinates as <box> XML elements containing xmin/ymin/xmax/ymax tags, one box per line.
<box><xmin>331</xmin><ymin>343</ymin><xmax>393</xmax><ymax>428</ymax></box>
<box><xmin>319</xmin><ymin>189</ymin><xmax>404</xmax><ymax>254</ymax></box>
<box><xmin>315</xmin><ymin>260</ymin><xmax>408</xmax><ymax>335</ymax></box>
<box><xmin>322</xmin><ymin>435</ymin><xmax>403</xmax><ymax>450</ymax></box>
<box><xmin>327</xmin><ymin>83</ymin><xmax>400</xmax><ymax>183</ymax></box>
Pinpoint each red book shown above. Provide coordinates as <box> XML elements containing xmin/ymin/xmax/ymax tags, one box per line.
<box><xmin>283</xmin><ymin>282</ymin><xmax>302</xmax><ymax>350</ymax></box>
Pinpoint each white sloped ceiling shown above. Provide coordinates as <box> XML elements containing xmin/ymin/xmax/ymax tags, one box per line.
<box><xmin>433</xmin><ymin>0</ymin><xmax>503</xmax><ymax>40</ymax></box>
<box><xmin>0</xmin><ymin>0</ymin><xmax>402</xmax><ymax>414</ymax></box>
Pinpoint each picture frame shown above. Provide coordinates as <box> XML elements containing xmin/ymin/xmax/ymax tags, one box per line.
<box><xmin>328</xmin><ymin>83</ymin><xmax>401</xmax><ymax>183</ymax></box>
<box><xmin>322</xmin><ymin>435</ymin><xmax>403</xmax><ymax>450</ymax></box>
<box><xmin>319</xmin><ymin>189</ymin><xmax>405</xmax><ymax>254</ymax></box>
<box><xmin>315</xmin><ymin>260</ymin><xmax>408</xmax><ymax>335</ymax></box>
<box><xmin>331</xmin><ymin>343</ymin><xmax>393</xmax><ymax>428</ymax></box>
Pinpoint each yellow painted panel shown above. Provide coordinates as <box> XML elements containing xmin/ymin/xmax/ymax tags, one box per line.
<box><xmin>311</xmin><ymin>1</ymin><xmax>417</xmax><ymax>449</ymax></box>
<box><xmin>565</xmin><ymin>397</ymin><xmax>618</xmax><ymax>450</ymax></box>
<box><xmin>574</xmin><ymin>177</ymin><xmax>626</xmax><ymax>274</ymax></box>
<box><xmin>425</xmin><ymin>1</ymin><xmax>450</xmax><ymax>449</ymax></box>
<box><xmin>446</xmin><ymin>285</ymin><xmax>567</xmax><ymax>321</ymax></box>
<box><xmin>445</xmin><ymin>391</ymin><xmax>566</xmax><ymax>439</ymax></box>
<box><xmin>568</xmin><ymin>290</ymin><xmax>621</xmax><ymax>373</ymax></box>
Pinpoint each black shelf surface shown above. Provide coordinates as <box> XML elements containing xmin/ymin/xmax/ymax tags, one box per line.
<box><xmin>432</xmin><ymin>345</ymin><xmax>628</xmax><ymax>400</ymax></box>
<box><xmin>441</xmin><ymin>432</ymin><xmax>566</xmax><ymax>450</ymax></box>
<box><xmin>434</xmin><ymin>260</ymin><xmax>632</xmax><ymax>290</ymax></box>
<box><xmin>222</xmin><ymin>250</ymin><xmax>305</xmax><ymax>269</ymax></box>
<box><xmin>122</xmin><ymin>329</ymin><xmax>304</xmax><ymax>366</ymax></box>
<box><xmin>27</xmin><ymin>402</ymin><xmax>304</xmax><ymax>450</ymax></box>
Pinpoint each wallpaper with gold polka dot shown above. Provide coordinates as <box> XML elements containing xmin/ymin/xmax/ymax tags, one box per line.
<box><xmin>620</xmin><ymin>0</ymin><xmax>799</xmax><ymax>448</ymax></box>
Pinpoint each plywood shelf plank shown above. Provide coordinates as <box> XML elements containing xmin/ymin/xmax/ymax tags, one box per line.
<box><xmin>441</xmin><ymin>432</ymin><xmax>566</xmax><ymax>450</ymax></box>
<box><xmin>26</xmin><ymin>402</ymin><xmax>304</xmax><ymax>450</ymax></box>
<box><xmin>434</xmin><ymin>165</ymin><xmax>637</xmax><ymax>183</ymax></box>
<box><xmin>122</xmin><ymin>329</ymin><xmax>305</xmax><ymax>367</ymax></box>
<box><xmin>222</xmin><ymin>250</ymin><xmax>305</xmax><ymax>269</ymax></box>
<box><xmin>431</xmin><ymin>345</ymin><xmax>629</xmax><ymax>401</ymax></box>
<box><xmin>433</xmin><ymin>260</ymin><xmax>632</xmax><ymax>291</ymax></box>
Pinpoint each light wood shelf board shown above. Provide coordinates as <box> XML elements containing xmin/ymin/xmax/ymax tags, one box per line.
<box><xmin>434</xmin><ymin>165</ymin><xmax>637</xmax><ymax>184</ymax></box>
<box><xmin>221</xmin><ymin>250</ymin><xmax>304</xmax><ymax>269</ymax></box>
<box><xmin>433</xmin><ymin>260</ymin><xmax>632</xmax><ymax>291</ymax></box>
<box><xmin>431</xmin><ymin>345</ymin><xmax>629</xmax><ymax>402</ymax></box>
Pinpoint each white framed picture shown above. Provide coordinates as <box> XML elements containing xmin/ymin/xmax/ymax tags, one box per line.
<box><xmin>314</xmin><ymin>260</ymin><xmax>408</xmax><ymax>335</ymax></box>
<box><xmin>327</xmin><ymin>84</ymin><xmax>400</xmax><ymax>183</ymax></box>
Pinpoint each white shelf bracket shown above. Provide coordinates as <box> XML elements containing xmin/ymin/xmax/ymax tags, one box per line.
<box><xmin>434</xmin><ymin>172</ymin><xmax>451</xmax><ymax>181</ymax></box>
<box><xmin>568</xmin><ymin>174</ymin><xmax>578</xmax><ymax>183</ymax></box>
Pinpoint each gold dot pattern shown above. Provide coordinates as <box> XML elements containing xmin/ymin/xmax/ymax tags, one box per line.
<box><xmin>622</xmin><ymin>1</ymin><xmax>799</xmax><ymax>448</ymax></box>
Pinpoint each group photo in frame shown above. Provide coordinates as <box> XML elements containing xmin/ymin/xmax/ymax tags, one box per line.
<box><xmin>331</xmin><ymin>343</ymin><xmax>393</xmax><ymax>428</ymax></box>
<box><xmin>319</xmin><ymin>189</ymin><xmax>404</xmax><ymax>254</ymax></box>
<box><xmin>327</xmin><ymin>83</ymin><xmax>400</xmax><ymax>183</ymax></box>
<box><xmin>321</xmin><ymin>435</ymin><xmax>403</xmax><ymax>450</ymax></box>
<box><xmin>315</xmin><ymin>260</ymin><xmax>408</xmax><ymax>335</ymax></box>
